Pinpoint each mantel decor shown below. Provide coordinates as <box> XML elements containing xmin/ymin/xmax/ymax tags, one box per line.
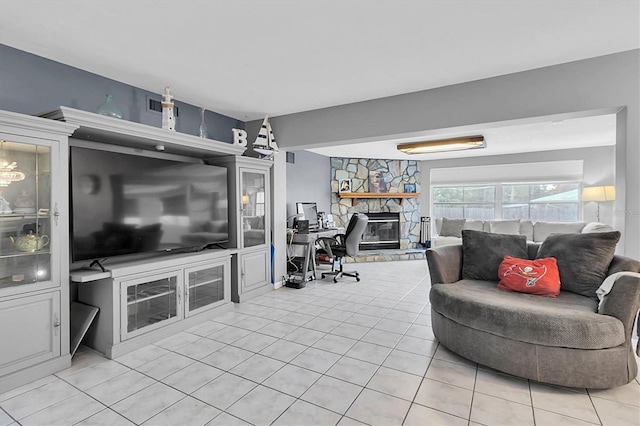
<box><xmin>338</xmin><ymin>191</ymin><xmax>420</xmax><ymax>206</ymax></box>
<box><xmin>339</xmin><ymin>179</ymin><xmax>352</xmax><ymax>193</ymax></box>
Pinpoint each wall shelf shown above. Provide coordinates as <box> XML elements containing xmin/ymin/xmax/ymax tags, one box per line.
<box><xmin>41</xmin><ymin>107</ymin><xmax>246</xmax><ymax>158</ymax></box>
<box><xmin>338</xmin><ymin>192</ymin><xmax>420</xmax><ymax>206</ymax></box>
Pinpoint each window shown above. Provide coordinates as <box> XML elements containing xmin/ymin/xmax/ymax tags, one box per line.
<box><xmin>433</xmin><ymin>182</ymin><xmax>581</xmax><ymax>222</ymax></box>
<box><xmin>502</xmin><ymin>183</ymin><xmax>580</xmax><ymax>221</ymax></box>
<box><xmin>255</xmin><ymin>191</ymin><xmax>265</xmax><ymax>217</ymax></box>
<box><xmin>432</xmin><ymin>185</ymin><xmax>495</xmax><ymax>220</ymax></box>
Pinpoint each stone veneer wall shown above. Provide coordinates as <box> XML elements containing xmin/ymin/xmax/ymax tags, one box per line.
<box><xmin>330</xmin><ymin>157</ymin><xmax>421</xmax><ymax>249</ymax></box>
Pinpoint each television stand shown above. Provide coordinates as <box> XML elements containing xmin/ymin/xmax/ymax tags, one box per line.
<box><xmin>72</xmin><ymin>250</ymin><xmax>232</xmax><ymax>358</ymax></box>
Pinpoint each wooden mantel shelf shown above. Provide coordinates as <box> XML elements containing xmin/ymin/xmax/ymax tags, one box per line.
<box><xmin>338</xmin><ymin>192</ymin><xmax>420</xmax><ymax>206</ymax></box>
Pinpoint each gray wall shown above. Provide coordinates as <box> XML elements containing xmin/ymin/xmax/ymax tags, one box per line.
<box><xmin>264</xmin><ymin>50</ymin><xmax>639</xmax><ymax>258</ymax></box>
<box><xmin>0</xmin><ymin>44</ymin><xmax>244</xmax><ymax>142</ymax></box>
<box><xmin>285</xmin><ymin>150</ymin><xmax>331</xmax><ymax>220</ymax></box>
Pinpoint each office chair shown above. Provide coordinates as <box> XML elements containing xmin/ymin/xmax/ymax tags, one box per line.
<box><xmin>317</xmin><ymin>213</ymin><xmax>369</xmax><ymax>283</ymax></box>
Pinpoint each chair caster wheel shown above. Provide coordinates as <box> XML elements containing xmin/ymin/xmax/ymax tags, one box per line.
<box><xmin>333</xmin><ymin>278</ymin><xmax>338</xmax><ymax>283</ymax></box>
<box><xmin>356</xmin><ymin>277</ymin><xmax>360</xmax><ymax>282</ymax></box>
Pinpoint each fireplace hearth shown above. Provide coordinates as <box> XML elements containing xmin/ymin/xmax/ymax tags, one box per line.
<box><xmin>360</xmin><ymin>212</ymin><xmax>400</xmax><ymax>250</ymax></box>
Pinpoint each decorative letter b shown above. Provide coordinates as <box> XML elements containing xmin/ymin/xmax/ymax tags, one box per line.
<box><xmin>232</xmin><ymin>128</ymin><xmax>248</xmax><ymax>147</ymax></box>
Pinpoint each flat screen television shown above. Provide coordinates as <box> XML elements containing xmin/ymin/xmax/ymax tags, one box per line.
<box><xmin>296</xmin><ymin>202</ymin><xmax>319</xmax><ymax>231</ymax></box>
<box><xmin>70</xmin><ymin>146</ymin><xmax>229</xmax><ymax>263</ymax></box>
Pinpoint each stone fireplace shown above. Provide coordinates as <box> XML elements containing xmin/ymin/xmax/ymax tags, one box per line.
<box><xmin>330</xmin><ymin>157</ymin><xmax>421</xmax><ymax>251</ymax></box>
<box><xmin>361</xmin><ymin>212</ymin><xmax>400</xmax><ymax>250</ymax></box>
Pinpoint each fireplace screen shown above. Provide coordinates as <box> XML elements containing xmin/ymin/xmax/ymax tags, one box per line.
<box><xmin>360</xmin><ymin>212</ymin><xmax>400</xmax><ymax>250</ymax></box>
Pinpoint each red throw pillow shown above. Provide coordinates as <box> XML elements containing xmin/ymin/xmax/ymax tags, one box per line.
<box><xmin>497</xmin><ymin>256</ymin><xmax>560</xmax><ymax>297</ymax></box>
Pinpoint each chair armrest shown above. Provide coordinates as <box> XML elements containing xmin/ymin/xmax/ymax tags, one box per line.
<box><xmin>598</xmin><ymin>273</ymin><xmax>640</xmax><ymax>353</ymax></box>
<box><xmin>426</xmin><ymin>244</ymin><xmax>463</xmax><ymax>284</ymax></box>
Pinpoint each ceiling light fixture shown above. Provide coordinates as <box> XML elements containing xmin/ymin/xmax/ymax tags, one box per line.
<box><xmin>397</xmin><ymin>136</ymin><xmax>485</xmax><ymax>155</ymax></box>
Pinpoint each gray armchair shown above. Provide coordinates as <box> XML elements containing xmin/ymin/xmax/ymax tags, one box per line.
<box><xmin>427</xmin><ymin>242</ymin><xmax>640</xmax><ymax>389</ymax></box>
<box><xmin>318</xmin><ymin>213</ymin><xmax>368</xmax><ymax>283</ymax></box>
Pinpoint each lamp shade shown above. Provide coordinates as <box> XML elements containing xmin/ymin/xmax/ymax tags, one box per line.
<box><xmin>581</xmin><ymin>186</ymin><xmax>615</xmax><ymax>202</ymax></box>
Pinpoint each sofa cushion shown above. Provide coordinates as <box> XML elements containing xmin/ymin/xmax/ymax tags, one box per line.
<box><xmin>537</xmin><ymin>231</ymin><xmax>621</xmax><ymax>300</ymax></box>
<box><xmin>489</xmin><ymin>220</ymin><xmax>520</xmax><ymax>235</ymax></box>
<box><xmin>533</xmin><ymin>221</ymin><xmax>586</xmax><ymax>242</ymax></box>
<box><xmin>461</xmin><ymin>230</ymin><xmax>528</xmax><ymax>281</ymax></box>
<box><xmin>440</xmin><ymin>218</ymin><xmax>465</xmax><ymax>237</ymax></box>
<box><xmin>430</xmin><ymin>280</ymin><xmax>625</xmax><ymax>350</ymax></box>
<box><xmin>463</xmin><ymin>220</ymin><xmax>484</xmax><ymax>231</ymax></box>
<box><xmin>435</xmin><ymin>217</ymin><xmax>443</xmax><ymax>234</ymax></box>
<box><xmin>498</xmin><ymin>256</ymin><xmax>560</xmax><ymax>297</ymax></box>
<box><xmin>519</xmin><ymin>220</ymin><xmax>534</xmax><ymax>241</ymax></box>
<box><xmin>433</xmin><ymin>236</ymin><xmax>462</xmax><ymax>248</ymax></box>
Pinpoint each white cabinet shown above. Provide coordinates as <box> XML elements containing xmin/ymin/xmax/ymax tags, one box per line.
<box><xmin>0</xmin><ymin>292</ymin><xmax>61</xmax><ymax>376</ymax></box>
<box><xmin>76</xmin><ymin>250</ymin><xmax>231</xmax><ymax>359</ymax></box>
<box><xmin>0</xmin><ymin>111</ymin><xmax>77</xmax><ymax>392</ymax></box>
<box><xmin>207</xmin><ymin>157</ymin><xmax>273</xmax><ymax>302</ymax></box>
<box><xmin>240</xmin><ymin>247</ymin><xmax>270</xmax><ymax>295</ymax></box>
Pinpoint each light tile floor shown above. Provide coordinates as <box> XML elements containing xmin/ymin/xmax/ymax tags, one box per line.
<box><xmin>2</xmin><ymin>260</ymin><xmax>639</xmax><ymax>425</ymax></box>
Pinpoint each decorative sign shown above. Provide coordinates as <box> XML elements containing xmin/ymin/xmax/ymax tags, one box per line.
<box><xmin>232</xmin><ymin>128</ymin><xmax>248</xmax><ymax>147</ymax></box>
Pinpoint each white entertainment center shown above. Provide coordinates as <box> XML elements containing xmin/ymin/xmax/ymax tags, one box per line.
<box><xmin>0</xmin><ymin>107</ymin><xmax>273</xmax><ymax>391</ymax></box>
<box><xmin>73</xmin><ymin>250</ymin><xmax>232</xmax><ymax>359</ymax></box>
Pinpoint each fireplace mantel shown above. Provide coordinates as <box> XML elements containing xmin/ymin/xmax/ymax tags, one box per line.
<box><xmin>338</xmin><ymin>192</ymin><xmax>420</xmax><ymax>206</ymax></box>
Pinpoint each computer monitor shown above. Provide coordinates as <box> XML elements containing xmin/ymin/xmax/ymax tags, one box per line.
<box><xmin>296</xmin><ymin>202</ymin><xmax>319</xmax><ymax>231</ymax></box>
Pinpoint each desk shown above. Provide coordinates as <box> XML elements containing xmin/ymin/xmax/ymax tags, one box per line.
<box><xmin>286</xmin><ymin>228</ymin><xmax>342</xmax><ymax>285</ymax></box>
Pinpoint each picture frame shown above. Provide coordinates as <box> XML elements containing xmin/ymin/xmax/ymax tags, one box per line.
<box><xmin>369</xmin><ymin>171</ymin><xmax>388</xmax><ymax>193</ymax></box>
<box><xmin>404</xmin><ymin>183</ymin><xmax>417</xmax><ymax>193</ymax></box>
<box><xmin>339</xmin><ymin>178</ymin><xmax>352</xmax><ymax>193</ymax></box>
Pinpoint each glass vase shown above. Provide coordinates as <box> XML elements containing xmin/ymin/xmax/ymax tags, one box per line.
<box><xmin>198</xmin><ymin>108</ymin><xmax>208</xmax><ymax>138</ymax></box>
<box><xmin>96</xmin><ymin>94</ymin><xmax>123</xmax><ymax>119</ymax></box>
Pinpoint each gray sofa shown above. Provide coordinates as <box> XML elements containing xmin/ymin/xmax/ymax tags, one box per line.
<box><xmin>427</xmin><ymin>240</ymin><xmax>640</xmax><ymax>389</ymax></box>
<box><xmin>432</xmin><ymin>218</ymin><xmax>612</xmax><ymax>247</ymax></box>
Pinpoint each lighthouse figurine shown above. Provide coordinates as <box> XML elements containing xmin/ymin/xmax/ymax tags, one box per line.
<box><xmin>161</xmin><ymin>86</ymin><xmax>176</xmax><ymax>132</ymax></box>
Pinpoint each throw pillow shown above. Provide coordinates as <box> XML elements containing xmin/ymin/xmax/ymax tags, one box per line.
<box><xmin>462</xmin><ymin>230</ymin><xmax>528</xmax><ymax>281</ymax></box>
<box><xmin>581</xmin><ymin>222</ymin><xmax>614</xmax><ymax>233</ymax></box>
<box><xmin>536</xmin><ymin>231</ymin><xmax>621</xmax><ymax>300</ymax></box>
<box><xmin>489</xmin><ymin>220</ymin><xmax>521</xmax><ymax>235</ymax></box>
<box><xmin>497</xmin><ymin>256</ymin><xmax>561</xmax><ymax>297</ymax></box>
<box><xmin>440</xmin><ymin>218</ymin><xmax>466</xmax><ymax>238</ymax></box>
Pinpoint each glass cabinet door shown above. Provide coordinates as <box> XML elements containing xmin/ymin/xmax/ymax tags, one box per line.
<box><xmin>0</xmin><ymin>140</ymin><xmax>52</xmax><ymax>290</ymax></box>
<box><xmin>240</xmin><ymin>170</ymin><xmax>266</xmax><ymax>248</ymax></box>
<box><xmin>185</xmin><ymin>264</ymin><xmax>225</xmax><ymax>316</ymax></box>
<box><xmin>121</xmin><ymin>273</ymin><xmax>181</xmax><ymax>339</ymax></box>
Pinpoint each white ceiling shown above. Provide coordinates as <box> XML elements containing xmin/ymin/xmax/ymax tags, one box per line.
<box><xmin>0</xmin><ymin>0</ymin><xmax>637</xmax><ymax>158</ymax></box>
<box><xmin>307</xmin><ymin>113</ymin><xmax>618</xmax><ymax>160</ymax></box>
